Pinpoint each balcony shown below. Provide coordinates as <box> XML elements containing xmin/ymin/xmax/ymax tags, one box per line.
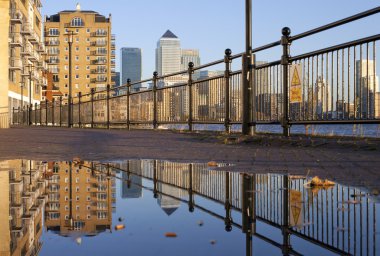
<box><xmin>47</xmin><ymin>59</ymin><xmax>60</xmax><ymax>64</ymax></box>
<box><xmin>91</xmin><ymin>77</ymin><xmax>107</xmax><ymax>83</ymax></box>
<box><xmin>111</xmin><ymin>43</ymin><xmax>115</xmax><ymax>51</ymax></box>
<box><xmin>45</xmin><ymin>40</ymin><xmax>60</xmax><ymax>46</ymax></box>
<box><xmin>20</xmin><ymin>45</ymin><xmax>32</xmax><ymax>56</ymax></box>
<box><xmin>10</xmin><ymin>9</ymin><xmax>23</xmax><ymax>24</ymax></box>
<box><xmin>28</xmin><ymin>51</ymin><xmax>40</xmax><ymax>62</ymax></box>
<box><xmin>91</xmin><ymin>50</ymin><xmax>107</xmax><ymax>56</ymax></box>
<box><xmin>47</xmin><ymin>50</ymin><xmax>60</xmax><ymax>55</ymax></box>
<box><xmin>91</xmin><ymin>69</ymin><xmax>107</xmax><ymax>74</ymax></box>
<box><xmin>21</xmin><ymin>23</ymin><xmax>32</xmax><ymax>35</ymax></box>
<box><xmin>91</xmin><ymin>41</ymin><xmax>107</xmax><ymax>46</ymax></box>
<box><xmin>111</xmin><ymin>34</ymin><xmax>116</xmax><ymax>41</ymax></box>
<box><xmin>10</xmin><ymin>33</ymin><xmax>23</xmax><ymax>47</ymax></box>
<box><xmin>91</xmin><ymin>59</ymin><xmax>107</xmax><ymax>65</ymax></box>
<box><xmin>28</xmin><ymin>32</ymin><xmax>40</xmax><ymax>44</ymax></box>
<box><xmin>91</xmin><ymin>31</ymin><xmax>107</xmax><ymax>37</ymax></box>
<box><xmin>37</xmin><ymin>43</ymin><xmax>45</xmax><ymax>53</ymax></box>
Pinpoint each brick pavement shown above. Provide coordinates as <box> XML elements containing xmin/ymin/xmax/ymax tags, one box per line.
<box><xmin>0</xmin><ymin>127</ymin><xmax>379</xmax><ymax>194</ymax></box>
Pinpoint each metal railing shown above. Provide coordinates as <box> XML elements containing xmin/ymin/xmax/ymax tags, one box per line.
<box><xmin>13</xmin><ymin>7</ymin><xmax>380</xmax><ymax>136</ymax></box>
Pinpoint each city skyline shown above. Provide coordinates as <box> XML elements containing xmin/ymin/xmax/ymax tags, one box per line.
<box><xmin>41</xmin><ymin>0</ymin><xmax>380</xmax><ymax>79</ymax></box>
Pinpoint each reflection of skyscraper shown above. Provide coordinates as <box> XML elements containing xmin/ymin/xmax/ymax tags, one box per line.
<box><xmin>121</xmin><ymin>160</ymin><xmax>142</xmax><ymax>199</ymax></box>
<box><xmin>156</xmin><ymin>30</ymin><xmax>181</xmax><ymax>76</ymax></box>
<box><xmin>157</xmin><ymin>184</ymin><xmax>181</xmax><ymax>216</ymax></box>
<box><xmin>312</xmin><ymin>76</ymin><xmax>330</xmax><ymax>118</ymax></box>
<box><xmin>45</xmin><ymin>161</ymin><xmax>114</xmax><ymax>237</ymax></box>
<box><xmin>355</xmin><ymin>60</ymin><xmax>379</xmax><ymax>118</ymax></box>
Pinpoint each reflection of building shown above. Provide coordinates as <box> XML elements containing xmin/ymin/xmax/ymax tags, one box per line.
<box><xmin>156</xmin><ymin>30</ymin><xmax>181</xmax><ymax>76</ymax></box>
<box><xmin>44</xmin><ymin>4</ymin><xmax>116</xmax><ymax>101</ymax></box>
<box><xmin>121</xmin><ymin>47</ymin><xmax>142</xmax><ymax>92</ymax></box>
<box><xmin>45</xmin><ymin>161</ymin><xmax>115</xmax><ymax>237</ymax></box>
<box><xmin>355</xmin><ymin>60</ymin><xmax>379</xmax><ymax>118</ymax></box>
<box><xmin>121</xmin><ymin>161</ymin><xmax>142</xmax><ymax>199</ymax></box>
<box><xmin>0</xmin><ymin>160</ymin><xmax>46</xmax><ymax>255</ymax></box>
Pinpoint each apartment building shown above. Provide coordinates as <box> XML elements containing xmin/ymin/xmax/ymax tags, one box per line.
<box><xmin>1</xmin><ymin>0</ymin><xmax>47</xmax><ymax>128</ymax></box>
<box><xmin>44</xmin><ymin>4</ymin><xmax>116</xmax><ymax>103</ymax></box>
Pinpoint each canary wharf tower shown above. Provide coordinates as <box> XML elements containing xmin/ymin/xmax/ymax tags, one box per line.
<box><xmin>155</xmin><ymin>30</ymin><xmax>181</xmax><ymax>76</ymax></box>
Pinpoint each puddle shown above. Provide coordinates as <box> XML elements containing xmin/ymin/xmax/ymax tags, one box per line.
<box><xmin>0</xmin><ymin>159</ymin><xmax>379</xmax><ymax>256</ymax></box>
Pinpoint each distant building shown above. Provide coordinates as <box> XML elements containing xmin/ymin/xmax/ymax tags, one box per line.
<box><xmin>355</xmin><ymin>60</ymin><xmax>379</xmax><ymax>118</ymax></box>
<box><xmin>181</xmin><ymin>49</ymin><xmax>200</xmax><ymax>79</ymax></box>
<box><xmin>121</xmin><ymin>47</ymin><xmax>142</xmax><ymax>91</ymax></box>
<box><xmin>156</xmin><ymin>30</ymin><xmax>181</xmax><ymax>76</ymax></box>
<box><xmin>113</xmin><ymin>71</ymin><xmax>120</xmax><ymax>87</ymax></box>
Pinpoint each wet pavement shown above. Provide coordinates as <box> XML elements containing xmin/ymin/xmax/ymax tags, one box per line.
<box><xmin>1</xmin><ymin>159</ymin><xmax>379</xmax><ymax>256</ymax></box>
<box><xmin>0</xmin><ymin>127</ymin><xmax>379</xmax><ymax>194</ymax></box>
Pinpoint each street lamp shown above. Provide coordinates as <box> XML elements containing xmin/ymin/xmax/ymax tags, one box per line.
<box><xmin>26</xmin><ymin>64</ymin><xmax>34</xmax><ymax>126</ymax></box>
<box><xmin>64</xmin><ymin>31</ymin><xmax>77</xmax><ymax>128</ymax></box>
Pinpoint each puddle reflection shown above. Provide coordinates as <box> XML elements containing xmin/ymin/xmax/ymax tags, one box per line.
<box><xmin>0</xmin><ymin>159</ymin><xmax>379</xmax><ymax>255</ymax></box>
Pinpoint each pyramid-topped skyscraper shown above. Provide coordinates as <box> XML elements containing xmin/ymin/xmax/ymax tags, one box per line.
<box><xmin>156</xmin><ymin>30</ymin><xmax>181</xmax><ymax>76</ymax></box>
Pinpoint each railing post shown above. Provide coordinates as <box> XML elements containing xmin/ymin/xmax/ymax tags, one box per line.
<box><xmin>36</xmin><ymin>102</ymin><xmax>39</xmax><ymax>126</ymax></box>
<box><xmin>28</xmin><ymin>104</ymin><xmax>32</xmax><ymax>126</ymax></box>
<box><xmin>12</xmin><ymin>107</ymin><xmax>15</xmax><ymax>125</ymax></box>
<box><xmin>188</xmin><ymin>62</ymin><xmax>194</xmax><ymax>131</ymax></box>
<box><xmin>224</xmin><ymin>49</ymin><xmax>232</xmax><ymax>133</ymax></box>
<box><xmin>106</xmin><ymin>84</ymin><xmax>110</xmax><ymax>129</ymax></box>
<box><xmin>127</xmin><ymin>79</ymin><xmax>131</xmax><ymax>130</ymax></box>
<box><xmin>17</xmin><ymin>107</ymin><xmax>20</xmax><ymax>125</ymax></box>
<box><xmin>78</xmin><ymin>92</ymin><xmax>82</xmax><ymax>128</ymax></box>
<box><xmin>153</xmin><ymin>71</ymin><xmax>158</xmax><ymax>129</ymax></box>
<box><xmin>281</xmin><ymin>27</ymin><xmax>291</xmax><ymax>137</ymax></box>
<box><xmin>91</xmin><ymin>88</ymin><xmax>95</xmax><ymax>128</ymax></box>
<box><xmin>59</xmin><ymin>96</ymin><xmax>62</xmax><ymax>127</ymax></box>
<box><xmin>242</xmin><ymin>52</ymin><xmax>255</xmax><ymax>136</ymax></box>
<box><xmin>52</xmin><ymin>98</ymin><xmax>55</xmax><ymax>126</ymax></box>
<box><xmin>45</xmin><ymin>99</ymin><xmax>48</xmax><ymax>126</ymax></box>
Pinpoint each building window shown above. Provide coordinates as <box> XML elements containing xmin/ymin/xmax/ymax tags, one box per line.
<box><xmin>49</xmin><ymin>28</ymin><xmax>59</xmax><ymax>36</ymax></box>
<box><xmin>76</xmin><ymin>28</ymin><xmax>79</xmax><ymax>33</ymax></box>
<box><xmin>64</xmin><ymin>75</ymin><xmax>68</xmax><ymax>79</ymax></box>
<box><xmin>75</xmin><ymin>75</ymin><xmax>79</xmax><ymax>79</ymax></box>
<box><xmin>87</xmin><ymin>28</ymin><xmax>90</xmax><ymax>33</ymax></box>
<box><xmin>76</xmin><ymin>196</ymin><xmax>79</xmax><ymax>201</ymax></box>
<box><xmin>86</xmin><ymin>47</ymin><xmax>90</xmax><ymax>51</ymax></box>
<box><xmin>76</xmin><ymin>37</ymin><xmax>79</xmax><ymax>42</ymax></box>
<box><xmin>86</xmin><ymin>75</ymin><xmax>90</xmax><ymax>79</ymax></box>
<box><xmin>86</xmin><ymin>66</ymin><xmax>90</xmax><ymax>70</ymax></box>
<box><xmin>75</xmin><ymin>83</ymin><xmax>79</xmax><ymax>88</ymax></box>
<box><xmin>75</xmin><ymin>65</ymin><xmax>79</xmax><ymax>70</ymax></box>
<box><xmin>75</xmin><ymin>47</ymin><xmax>79</xmax><ymax>51</ymax></box>
<box><xmin>71</xmin><ymin>17</ymin><xmax>84</xmax><ymax>27</ymax></box>
<box><xmin>75</xmin><ymin>56</ymin><xmax>79</xmax><ymax>61</ymax></box>
<box><xmin>86</xmin><ymin>56</ymin><xmax>90</xmax><ymax>61</ymax></box>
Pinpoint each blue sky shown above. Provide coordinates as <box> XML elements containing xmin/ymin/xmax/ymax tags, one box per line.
<box><xmin>41</xmin><ymin>0</ymin><xmax>379</xmax><ymax>79</ymax></box>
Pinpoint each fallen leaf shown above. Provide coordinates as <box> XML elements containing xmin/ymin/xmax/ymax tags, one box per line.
<box><xmin>165</xmin><ymin>232</ymin><xmax>177</xmax><ymax>238</ymax></box>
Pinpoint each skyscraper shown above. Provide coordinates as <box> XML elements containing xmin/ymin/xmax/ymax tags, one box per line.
<box><xmin>44</xmin><ymin>4</ymin><xmax>116</xmax><ymax>101</ymax></box>
<box><xmin>355</xmin><ymin>60</ymin><xmax>379</xmax><ymax>118</ymax></box>
<box><xmin>155</xmin><ymin>30</ymin><xmax>181</xmax><ymax>76</ymax></box>
<box><xmin>181</xmin><ymin>49</ymin><xmax>200</xmax><ymax>70</ymax></box>
<box><xmin>121</xmin><ymin>47</ymin><xmax>142</xmax><ymax>91</ymax></box>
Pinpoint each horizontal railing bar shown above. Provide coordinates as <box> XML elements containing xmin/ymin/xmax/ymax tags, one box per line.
<box><xmin>290</xmin><ymin>34</ymin><xmax>380</xmax><ymax>61</ymax></box>
<box><xmin>157</xmin><ymin>83</ymin><xmax>187</xmax><ymax>91</ymax></box>
<box><xmin>255</xmin><ymin>60</ymin><xmax>281</xmax><ymax>70</ymax></box>
<box><xmin>291</xmin><ymin>6</ymin><xmax>380</xmax><ymax>41</ymax></box>
<box><xmin>289</xmin><ymin>120</ymin><xmax>380</xmax><ymax>125</ymax></box>
<box><xmin>193</xmin><ymin>74</ymin><xmax>225</xmax><ymax>84</ymax></box>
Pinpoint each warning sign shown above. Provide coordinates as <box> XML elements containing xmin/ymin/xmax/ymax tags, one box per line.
<box><xmin>290</xmin><ymin>64</ymin><xmax>303</xmax><ymax>103</ymax></box>
<box><xmin>289</xmin><ymin>189</ymin><xmax>303</xmax><ymax>228</ymax></box>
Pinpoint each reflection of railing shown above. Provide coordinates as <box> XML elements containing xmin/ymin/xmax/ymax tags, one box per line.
<box><xmin>13</xmin><ymin>7</ymin><xmax>380</xmax><ymax>136</ymax></box>
<box><xmin>100</xmin><ymin>159</ymin><xmax>379</xmax><ymax>256</ymax></box>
